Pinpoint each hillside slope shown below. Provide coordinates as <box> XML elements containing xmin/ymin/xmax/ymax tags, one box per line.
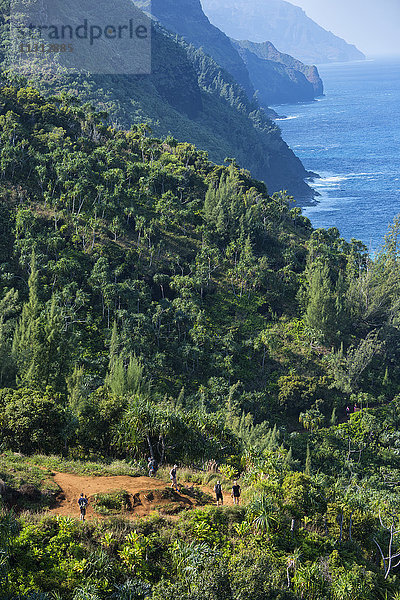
<box><xmin>0</xmin><ymin>3</ymin><xmax>314</xmax><ymax>200</ymax></box>
<box><xmin>2</xmin><ymin>83</ymin><xmax>400</xmax><ymax>600</ymax></box>
<box><xmin>134</xmin><ymin>0</ymin><xmax>254</xmax><ymax>97</ymax></box>
<box><xmin>136</xmin><ymin>0</ymin><xmax>324</xmax><ymax>109</ymax></box>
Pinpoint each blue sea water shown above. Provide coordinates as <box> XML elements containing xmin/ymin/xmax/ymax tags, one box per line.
<box><xmin>272</xmin><ymin>57</ymin><xmax>400</xmax><ymax>253</ymax></box>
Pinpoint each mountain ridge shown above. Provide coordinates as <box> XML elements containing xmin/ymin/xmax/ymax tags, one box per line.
<box><xmin>201</xmin><ymin>0</ymin><xmax>366</xmax><ymax>65</ymax></box>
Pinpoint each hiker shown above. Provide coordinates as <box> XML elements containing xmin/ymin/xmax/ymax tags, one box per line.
<box><xmin>148</xmin><ymin>456</ymin><xmax>158</xmax><ymax>477</ymax></box>
<box><xmin>231</xmin><ymin>480</ymin><xmax>241</xmax><ymax>505</ymax></box>
<box><xmin>170</xmin><ymin>464</ymin><xmax>178</xmax><ymax>491</ymax></box>
<box><xmin>78</xmin><ymin>492</ymin><xmax>88</xmax><ymax>521</ymax></box>
<box><xmin>346</xmin><ymin>406</ymin><xmax>350</xmax><ymax>418</ymax></box>
<box><xmin>214</xmin><ymin>480</ymin><xmax>223</xmax><ymax>506</ymax></box>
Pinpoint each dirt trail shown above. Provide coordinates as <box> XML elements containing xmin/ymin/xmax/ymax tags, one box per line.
<box><xmin>48</xmin><ymin>472</ymin><xmax>234</xmax><ymax>520</ymax></box>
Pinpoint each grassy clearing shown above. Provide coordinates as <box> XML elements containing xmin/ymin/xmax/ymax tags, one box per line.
<box><xmin>25</xmin><ymin>454</ymin><xmax>144</xmax><ymax>477</ymax></box>
<box><xmin>0</xmin><ymin>452</ymin><xmax>53</xmax><ymax>488</ymax></box>
<box><xmin>0</xmin><ymin>453</ymin><xmax>144</xmax><ymax>510</ymax></box>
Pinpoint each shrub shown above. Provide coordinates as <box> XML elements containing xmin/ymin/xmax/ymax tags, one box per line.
<box><xmin>92</xmin><ymin>490</ymin><xmax>131</xmax><ymax>515</ymax></box>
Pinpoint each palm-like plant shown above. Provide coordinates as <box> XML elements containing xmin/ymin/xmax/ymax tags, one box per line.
<box><xmin>171</xmin><ymin>539</ymin><xmax>217</xmax><ymax>584</ymax></box>
<box><xmin>83</xmin><ymin>547</ymin><xmax>115</xmax><ymax>580</ymax></box>
<box><xmin>293</xmin><ymin>563</ymin><xmax>325</xmax><ymax>600</ymax></box>
<box><xmin>72</xmin><ymin>583</ymin><xmax>101</xmax><ymax>600</ymax></box>
<box><xmin>286</xmin><ymin>548</ymin><xmax>302</xmax><ymax>588</ymax></box>
<box><xmin>299</xmin><ymin>406</ymin><xmax>325</xmax><ymax>433</ymax></box>
<box><xmin>248</xmin><ymin>494</ymin><xmax>279</xmax><ymax>534</ymax></box>
<box><xmin>0</xmin><ymin>510</ymin><xmax>19</xmax><ymax>551</ymax></box>
<box><xmin>0</xmin><ymin>509</ymin><xmax>19</xmax><ymax>591</ymax></box>
<box><xmin>331</xmin><ymin>569</ymin><xmax>372</xmax><ymax>600</ymax></box>
<box><xmin>111</xmin><ymin>579</ymin><xmax>151</xmax><ymax>600</ymax></box>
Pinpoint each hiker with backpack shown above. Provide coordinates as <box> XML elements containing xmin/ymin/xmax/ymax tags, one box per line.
<box><xmin>78</xmin><ymin>492</ymin><xmax>88</xmax><ymax>521</ymax></box>
<box><xmin>214</xmin><ymin>480</ymin><xmax>223</xmax><ymax>506</ymax></box>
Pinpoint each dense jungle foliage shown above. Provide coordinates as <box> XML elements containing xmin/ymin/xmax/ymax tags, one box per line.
<box><xmin>1</xmin><ymin>84</ymin><xmax>400</xmax><ymax>599</ymax></box>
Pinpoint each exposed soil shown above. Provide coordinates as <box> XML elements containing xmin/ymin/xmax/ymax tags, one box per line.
<box><xmin>48</xmin><ymin>472</ymin><xmax>234</xmax><ymax>520</ymax></box>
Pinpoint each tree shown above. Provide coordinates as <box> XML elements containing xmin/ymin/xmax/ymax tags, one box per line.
<box><xmin>293</xmin><ymin>563</ymin><xmax>326</xmax><ymax>600</ymax></box>
<box><xmin>39</xmin><ymin>294</ymin><xmax>70</xmax><ymax>391</ymax></box>
<box><xmin>105</xmin><ymin>323</ymin><xmax>148</xmax><ymax>398</ymax></box>
<box><xmin>0</xmin><ymin>288</ymin><xmax>18</xmax><ymax>386</ymax></box>
<box><xmin>12</xmin><ymin>252</ymin><xmax>42</xmax><ymax>388</ymax></box>
<box><xmin>0</xmin><ymin>387</ymin><xmax>72</xmax><ymax>454</ymax></box>
<box><xmin>305</xmin><ymin>444</ymin><xmax>312</xmax><ymax>476</ymax></box>
<box><xmin>305</xmin><ymin>262</ymin><xmax>335</xmax><ymax>343</ymax></box>
<box><xmin>299</xmin><ymin>406</ymin><xmax>324</xmax><ymax>434</ymax></box>
<box><xmin>114</xmin><ymin>396</ymin><xmax>181</xmax><ymax>462</ymax></box>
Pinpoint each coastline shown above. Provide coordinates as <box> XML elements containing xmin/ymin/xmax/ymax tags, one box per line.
<box><xmin>269</xmin><ymin>57</ymin><xmax>400</xmax><ymax>249</ymax></box>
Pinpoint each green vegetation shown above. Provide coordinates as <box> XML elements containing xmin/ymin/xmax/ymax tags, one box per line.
<box><xmin>92</xmin><ymin>490</ymin><xmax>131</xmax><ymax>515</ymax></box>
<box><xmin>0</xmin><ymin>453</ymin><xmax>58</xmax><ymax>511</ymax></box>
<box><xmin>1</xmin><ymin>81</ymin><xmax>400</xmax><ymax>598</ymax></box>
<box><xmin>0</xmin><ymin>1</ymin><xmax>313</xmax><ymax>199</ymax></box>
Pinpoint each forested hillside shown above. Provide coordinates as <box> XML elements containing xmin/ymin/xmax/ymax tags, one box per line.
<box><xmin>135</xmin><ymin>0</ymin><xmax>255</xmax><ymax>97</ymax></box>
<box><xmin>2</xmin><ymin>85</ymin><xmax>400</xmax><ymax>598</ymax></box>
<box><xmin>0</xmin><ymin>1</ymin><xmax>314</xmax><ymax>200</ymax></box>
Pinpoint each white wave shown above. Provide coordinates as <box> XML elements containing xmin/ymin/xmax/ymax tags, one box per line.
<box><xmin>314</xmin><ymin>176</ymin><xmax>347</xmax><ymax>184</ymax></box>
<box><xmin>275</xmin><ymin>115</ymin><xmax>299</xmax><ymax>121</ymax></box>
<box><xmin>311</xmin><ymin>172</ymin><xmax>385</xmax><ymax>188</ymax></box>
<box><xmin>346</xmin><ymin>171</ymin><xmax>385</xmax><ymax>177</ymax></box>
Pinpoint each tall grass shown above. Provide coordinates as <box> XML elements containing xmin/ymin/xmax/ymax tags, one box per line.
<box><xmin>26</xmin><ymin>454</ymin><xmax>145</xmax><ymax>477</ymax></box>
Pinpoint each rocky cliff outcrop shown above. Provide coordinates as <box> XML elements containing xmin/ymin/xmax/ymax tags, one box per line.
<box><xmin>233</xmin><ymin>40</ymin><xmax>323</xmax><ymax>105</ymax></box>
<box><xmin>236</xmin><ymin>40</ymin><xmax>323</xmax><ymax>97</ymax></box>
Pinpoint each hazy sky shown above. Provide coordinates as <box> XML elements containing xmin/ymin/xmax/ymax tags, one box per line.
<box><xmin>290</xmin><ymin>0</ymin><xmax>400</xmax><ymax>57</ymax></box>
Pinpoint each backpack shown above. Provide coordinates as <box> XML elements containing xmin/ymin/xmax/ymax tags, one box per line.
<box><xmin>215</xmin><ymin>483</ymin><xmax>222</xmax><ymax>495</ymax></box>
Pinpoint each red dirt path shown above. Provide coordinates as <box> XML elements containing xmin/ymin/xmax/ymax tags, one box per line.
<box><xmin>47</xmin><ymin>472</ymin><xmax>234</xmax><ymax>520</ymax></box>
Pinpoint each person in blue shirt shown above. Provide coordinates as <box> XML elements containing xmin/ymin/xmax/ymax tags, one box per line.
<box><xmin>78</xmin><ymin>492</ymin><xmax>88</xmax><ymax>521</ymax></box>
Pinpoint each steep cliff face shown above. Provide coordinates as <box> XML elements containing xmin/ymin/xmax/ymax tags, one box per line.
<box><xmin>135</xmin><ymin>0</ymin><xmax>323</xmax><ymax>107</ymax></box>
<box><xmin>201</xmin><ymin>0</ymin><xmax>365</xmax><ymax>65</ymax></box>
<box><xmin>236</xmin><ymin>40</ymin><xmax>324</xmax><ymax>97</ymax></box>
<box><xmin>129</xmin><ymin>0</ymin><xmax>316</xmax><ymax>199</ymax></box>
<box><xmin>135</xmin><ymin>0</ymin><xmax>254</xmax><ymax>97</ymax></box>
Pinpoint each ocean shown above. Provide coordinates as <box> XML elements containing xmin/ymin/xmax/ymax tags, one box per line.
<box><xmin>272</xmin><ymin>57</ymin><xmax>400</xmax><ymax>253</ymax></box>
